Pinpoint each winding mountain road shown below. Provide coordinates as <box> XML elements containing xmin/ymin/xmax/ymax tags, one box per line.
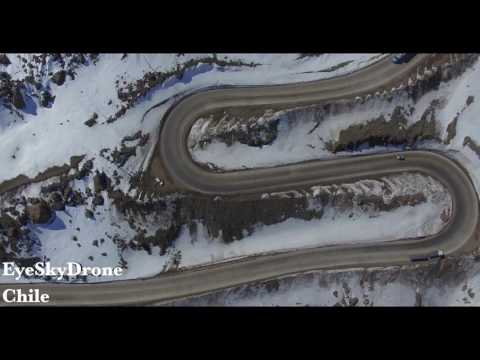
<box><xmin>1</xmin><ymin>54</ymin><xmax>478</xmax><ymax>305</ymax></box>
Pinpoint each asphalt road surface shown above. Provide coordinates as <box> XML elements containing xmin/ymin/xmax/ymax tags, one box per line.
<box><xmin>1</xmin><ymin>54</ymin><xmax>478</xmax><ymax>306</ymax></box>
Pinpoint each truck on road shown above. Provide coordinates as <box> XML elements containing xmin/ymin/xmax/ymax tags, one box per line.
<box><xmin>410</xmin><ymin>250</ymin><xmax>445</xmax><ymax>262</ymax></box>
<box><xmin>392</xmin><ymin>53</ymin><xmax>417</xmax><ymax>64</ymax></box>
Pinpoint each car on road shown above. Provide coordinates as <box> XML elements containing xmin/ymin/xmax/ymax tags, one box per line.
<box><xmin>392</xmin><ymin>53</ymin><xmax>416</xmax><ymax>64</ymax></box>
<box><xmin>395</xmin><ymin>154</ymin><xmax>406</xmax><ymax>160</ymax></box>
<box><xmin>410</xmin><ymin>250</ymin><xmax>445</xmax><ymax>262</ymax></box>
<box><xmin>436</xmin><ymin>250</ymin><xmax>446</xmax><ymax>259</ymax></box>
<box><xmin>155</xmin><ymin>178</ymin><xmax>164</xmax><ymax>187</ymax></box>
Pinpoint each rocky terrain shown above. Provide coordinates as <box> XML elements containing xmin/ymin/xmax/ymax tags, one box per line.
<box><xmin>0</xmin><ymin>162</ymin><xmax>451</xmax><ymax>277</ymax></box>
<box><xmin>0</xmin><ymin>54</ymin><xmax>99</xmax><ymax>115</ymax></box>
<box><xmin>156</xmin><ymin>173</ymin><xmax>447</xmax><ymax>251</ymax></box>
<box><xmin>188</xmin><ymin>54</ymin><xmax>478</xmax><ymax>172</ymax></box>
<box><xmin>0</xmin><ymin>53</ymin><xmax>476</xmax><ymax>297</ymax></box>
<box><xmin>171</xmin><ymin>251</ymin><xmax>480</xmax><ymax>306</ymax></box>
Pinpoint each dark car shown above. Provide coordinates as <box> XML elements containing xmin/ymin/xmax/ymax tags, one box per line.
<box><xmin>392</xmin><ymin>53</ymin><xmax>416</xmax><ymax>64</ymax></box>
<box><xmin>410</xmin><ymin>250</ymin><xmax>445</xmax><ymax>262</ymax></box>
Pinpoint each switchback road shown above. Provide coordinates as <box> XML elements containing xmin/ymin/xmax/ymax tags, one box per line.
<box><xmin>1</xmin><ymin>54</ymin><xmax>478</xmax><ymax>305</ymax></box>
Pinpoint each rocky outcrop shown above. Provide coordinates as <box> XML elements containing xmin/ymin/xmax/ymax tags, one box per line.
<box><xmin>187</xmin><ymin>54</ymin><xmax>479</xmax><ymax>160</ymax></box>
<box><xmin>39</xmin><ymin>90</ymin><xmax>55</xmax><ymax>107</ymax></box>
<box><xmin>50</xmin><ymin>70</ymin><xmax>66</xmax><ymax>86</ymax></box>
<box><xmin>463</xmin><ymin>136</ymin><xmax>480</xmax><ymax>158</ymax></box>
<box><xmin>130</xmin><ymin>225</ymin><xmax>181</xmax><ymax>256</ymax></box>
<box><xmin>326</xmin><ymin>104</ymin><xmax>439</xmax><ymax>153</ymax></box>
<box><xmin>175</xmin><ymin>195</ymin><xmax>316</xmax><ymax>243</ymax></box>
<box><xmin>117</xmin><ymin>174</ymin><xmax>444</xmax><ymax>250</ymax></box>
<box><xmin>109</xmin><ymin>56</ymin><xmax>259</xmax><ymax>124</ymax></box>
<box><xmin>467</xmin><ymin>96</ymin><xmax>475</xmax><ymax>106</ymax></box>
<box><xmin>93</xmin><ymin>194</ymin><xmax>104</xmax><ymax>206</ymax></box>
<box><xmin>26</xmin><ymin>200</ymin><xmax>52</xmax><ymax>224</ymax></box>
<box><xmin>48</xmin><ymin>192</ymin><xmax>65</xmax><ymax>211</ymax></box>
<box><xmin>84</xmin><ymin>209</ymin><xmax>95</xmax><ymax>219</ymax></box>
<box><xmin>84</xmin><ymin>113</ymin><xmax>98</xmax><ymax>127</ymax></box>
<box><xmin>12</xmin><ymin>86</ymin><xmax>25</xmax><ymax>109</ymax></box>
<box><xmin>190</xmin><ymin>110</ymin><xmax>281</xmax><ymax>152</ymax></box>
<box><xmin>0</xmin><ymin>213</ymin><xmax>21</xmax><ymax>239</ymax></box>
<box><xmin>0</xmin><ymin>54</ymin><xmax>11</xmax><ymax>66</ymax></box>
<box><xmin>99</xmin><ymin>132</ymin><xmax>149</xmax><ymax>168</ymax></box>
<box><xmin>445</xmin><ymin>116</ymin><xmax>458</xmax><ymax>145</ymax></box>
<box><xmin>93</xmin><ymin>171</ymin><xmax>110</xmax><ymax>193</ymax></box>
<box><xmin>174</xmin><ymin>254</ymin><xmax>474</xmax><ymax>306</ymax></box>
<box><xmin>110</xmin><ymin>146</ymin><xmax>136</xmax><ymax>167</ymax></box>
<box><xmin>0</xmin><ymin>54</ymin><xmax>98</xmax><ymax>113</ymax></box>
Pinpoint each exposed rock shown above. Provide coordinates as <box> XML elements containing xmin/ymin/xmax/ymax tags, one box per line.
<box><xmin>350</xmin><ymin>297</ymin><xmax>359</xmax><ymax>307</ymax></box>
<box><xmin>100</xmin><ymin>132</ymin><xmax>149</xmax><ymax>167</ymax></box>
<box><xmin>65</xmin><ymin>190</ymin><xmax>85</xmax><ymax>207</ymax></box>
<box><xmin>297</xmin><ymin>53</ymin><xmax>324</xmax><ymax>59</ymax></box>
<box><xmin>51</xmin><ymin>70</ymin><xmax>66</xmax><ymax>86</ymax></box>
<box><xmin>264</xmin><ymin>279</ymin><xmax>281</xmax><ymax>292</ymax></box>
<box><xmin>192</xmin><ymin>110</ymin><xmax>280</xmax><ymax>151</ymax></box>
<box><xmin>445</xmin><ymin>116</ymin><xmax>458</xmax><ymax>145</ymax></box>
<box><xmin>0</xmin><ymin>54</ymin><xmax>10</xmax><ymax>66</ymax></box>
<box><xmin>84</xmin><ymin>113</ymin><xmax>98</xmax><ymax>127</ymax></box>
<box><xmin>49</xmin><ymin>192</ymin><xmax>65</xmax><ymax>211</ymax></box>
<box><xmin>85</xmin><ymin>209</ymin><xmax>95</xmax><ymax>219</ymax></box>
<box><xmin>467</xmin><ymin>96</ymin><xmax>475</xmax><ymax>106</ymax></box>
<box><xmin>116</xmin><ymin>172</ymin><xmax>440</xmax><ymax>251</ymax></box>
<box><xmin>173</xmin><ymin>196</ymin><xmax>311</xmax><ymax>243</ymax></box>
<box><xmin>93</xmin><ymin>172</ymin><xmax>109</xmax><ymax>193</ymax></box>
<box><xmin>111</xmin><ymin>56</ymin><xmax>258</xmax><ymax>124</ymax></box>
<box><xmin>39</xmin><ymin>90</ymin><xmax>55</xmax><ymax>107</ymax></box>
<box><xmin>92</xmin><ymin>194</ymin><xmax>104</xmax><ymax>206</ymax></box>
<box><xmin>122</xmin><ymin>131</ymin><xmax>143</xmax><ymax>142</ymax></box>
<box><xmin>82</xmin><ymin>159</ymin><xmax>94</xmax><ymax>172</ymax></box>
<box><xmin>111</xmin><ymin>145</ymin><xmax>136</xmax><ymax>167</ymax></box>
<box><xmin>326</xmin><ymin>105</ymin><xmax>439</xmax><ymax>153</ymax></box>
<box><xmin>129</xmin><ymin>224</ymin><xmax>180</xmax><ymax>256</ymax></box>
<box><xmin>76</xmin><ymin>159</ymin><xmax>94</xmax><ymax>179</ymax></box>
<box><xmin>0</xmin><ymin>71</ymin><xmax>10</xmax><ymax>80</ymax></box>
<box><xmin>26</xmin><ymin>201</ymin><xmax>52</xmax><ymax>224</ymax></box>
<box><xmin>0</xmin><ymin>214</ymin><xmax>21</xmax><ymax>239</ymax></box>
<box><xmin>63</xmin><ymin>185</ymin><xmax>73</xmax><ymax>200</ymax></box>
<box><xmin>12</xmin><ymin>86</ymin><xmax>25</xmax><ymax>109</ymax></box>
<box><xmin>463</xmin><ymin>136</ymin><xmax>480</xmax><ymax>158</ymax></box>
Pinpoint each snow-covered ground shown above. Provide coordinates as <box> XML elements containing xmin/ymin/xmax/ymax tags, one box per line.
<box><xmin>0</xmin><ymin>53</ymin><xmax>399</xmax><ymax>282</ymax></box>
<box><xmin>189</xmin><ymin>101</ymin><xmax>404</xmax><ymax>169</ymax></box>
<box><xmin>0</xmin><ymin>53</ymin><xmax>383</xmax><ymax>187</ymax></box>
<box><xmin>0</xmin><ymin>53</ymin><xmax>472</xmax><ymax>298</ymax></box>
<box><xmin>174</xmin><ymin>202</ymin><xmax>442</xmax><ymax>268</ymax></box>
<box><xmin>173</xmin><ymin>173</ymin><xmax>450</xmax><ymax>268</ymax></box>
<box><xmin>174</xmin><ymin>258</ymin><xmax>480</xmax><ymax>307</ymax></box>
<box><xmin>189</xmin><ymin>58</ymin><xmax>480</xmax><ymax>193</ymax></box>
<box><xmin>172</xmin><ymin>269</ymin><xmax>419</xmax><ymax>306</ymax></box>
<box><xmin>1</xmin><ymin>171</ymin><xmax>449</xmax><ymax>283</ymax></box>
